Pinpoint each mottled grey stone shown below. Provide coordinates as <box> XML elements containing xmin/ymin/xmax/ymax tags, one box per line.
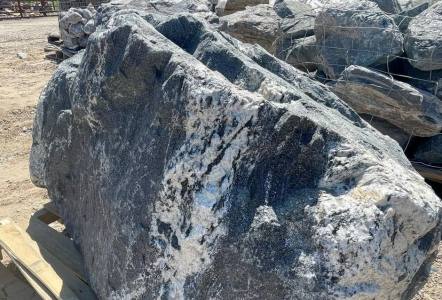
<box><xmin>219</xmin><ymin>4</ymin><xmax>281</xmax><ymax>52</ymax></box>
<box><xmin>403</xmin><ymin>61</ymin><xmax>442</xmax><ymax>100</ymax></box>
<box><xmin>215</xmin><ymin>0</ymin><xmax>268</xmax><ymax>16</ymax></box>
<box><xmin>314</xmin><ymin>0</ymin><xmax>403</xmax><ymax>78</ymax></box>
<box><xmin>394</xmin><ymin>1</ymin><xmax>429</xmax><ymax>32</ymax></box>
<box><xmin>31</xmin><ymin>6</ymin><xmax>441</xmax><ymax>300</ymax></box>
<box><xmin>298</xmin><ymin>0</ymin><xmax>402</xmax><ymax>13</ymax></box>
<box><xmin>413</xmin><ymin>135</ymin><xmax>442</xmax><ymax>164</ymax></box>
<box><xmin>332</xmin><ymin>65</ymin><xmax>442</xmax><ymax>136</ymax></box>
<box><xmin>275</xmin><ymin>35</ymin><xmax>320</xmax><ymax>71</ymax></box>
<box><xmin>361</xmin><ymin>114</ymin><xmax>411</xmax><ymax>148</ymax></box>
<box><xmin>405</xmin><ymin>2</ymin><xmax>442</xmax><ymax>71</ymax></box>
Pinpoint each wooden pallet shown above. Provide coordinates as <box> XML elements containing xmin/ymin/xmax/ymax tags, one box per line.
<box><xmin>0</xmin><ymin>203</ymin><xmax>97</xmax><ymax>300</ymax></box>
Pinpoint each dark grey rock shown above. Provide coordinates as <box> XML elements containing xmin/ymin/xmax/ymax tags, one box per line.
<box><xmin>332</xmin><ymin>65</ymin><xmax>442</xmax><ymax>137</ymax></box>
<box><xmin>298</xmin><ymin>0</ymin><xmax>402</xmax><ymax>13</ymax></box>
<box><xmin>314</xmin><ymin>0</ymin><xmax>403</xmax><ymax>78</ymax></box>
<box><xmin>275</xmin><ymin>35</ymin><xmax>320</xmax><ymax>71</ymax></box>
<box><xmin>272</xmin><ymin>0</ymin><xmax>318</xmax><ymax>70</ymax></box>
<box><xmin>403</xmin><ymin>61</ymin><xmax>442</xmax><ymax>100</ymax></box>
<box><xmin>360</xmin><ymin>114</ymin><xmax>411</xmax><ymax>148</ymax></box>
<box><xmin>413</xmin><ymin>135</ymin><xmax>442</xmax><ymax>164</ymax></box>
<box><xmin>215</xmin><ymin>0</ymin><xmax>268</xmax><ymax>16</ymax></box>
<box><xmin>274</xmin><ymin>0</ymin><xmax>315</xmax><ymax>40</ymax></box>
<box><xmin>31</xmin><ymin>6</ymin><xmax>441</xmax><ymax>300</ymax></box>
<box><xmin>394</xmin><ymin>2</ymin><xmax>429</xmax><ymax>32</ymax></box>
<box><xmin>405</xmin><ymin>2</ymin><xmax>442</xmax><ymax>71</ymax></box>
<box><xmin>219</xmin><ymin>4</ymin><xmax>281</xmax><ymax>52</ymax></box>
<box><xmin>371</xmin><ymin>0</ymin><xmax>402</xmax><ymax>13</ymax></box>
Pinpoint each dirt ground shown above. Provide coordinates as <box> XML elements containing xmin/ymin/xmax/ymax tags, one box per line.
<box><xmin>0</xmin><ymin>16</ymin><xmax>440</xmax><ymax>299</ymax></box>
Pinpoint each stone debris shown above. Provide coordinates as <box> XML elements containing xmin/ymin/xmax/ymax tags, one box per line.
<box><xmin>16</xmin><ymin>52</ymin><xmax>27</xmax><ymax>59</ymax></box>
<box><xmin>59</xmin><ymin>4</ymin><xmax>96</xmax><ymax>54</ymax></box>
<box><xmin>32</xmin><ymin>1</ymin><xmax>442</xmax><ymax>299</ymax></box>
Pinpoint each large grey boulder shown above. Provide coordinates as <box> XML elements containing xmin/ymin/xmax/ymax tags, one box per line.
<box><xmin>31</xmin><ymin>5</ymin><xmax>441</xmax><ymax>300</ymax></box>
<box><xmin>405</xmin><ymin>2</ymin><xmax>442</xmax><ymax>71</ymax></box>
<box><xmin>219</xmin><ymin>4</ymin><xmax>281</xmax><ymax>52</ymax></box>
<box><xmin>332</xmin><ymin>65</ymin><xmax>442</xmax><ymax>137</ymax></box>
<box><xmin>314</xmin><ymin>0</ymin><xmax>403</xmax><ymax>78</ymax></box>
<box><xmin>412</xmin><ymin>135</ymin><xmax>442</xmax><ymax>164</ymax></box>
<box><xmin>215</xmin><ymin>0</ymin><xmax>268</xmax><ymax>15</ymax></box>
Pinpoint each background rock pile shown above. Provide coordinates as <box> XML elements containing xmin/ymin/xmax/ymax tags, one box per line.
<box><xmin>59</xmin><ymin>4</ymin><xmax>96</xmax><ymax>56</ymax></box>
<box><xmin>32</xmin><ymin>0</ymin><xmax>442</xmax><ymax>298</ymax></box>
<box><xmin>216</xmin><ymin>0</ymin><xmax>442</xmax><ymax>184</ymax></box>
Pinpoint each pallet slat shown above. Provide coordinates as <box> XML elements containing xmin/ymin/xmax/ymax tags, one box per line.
<box><xmin>26</xmin><ymin>217</ymin><xmax>86</xmax><ymax>281</ymax></box>
<box><xmin>0</xmin><ymin>218</ymin><xmax>96</xmax><ymax>300</ymax></box>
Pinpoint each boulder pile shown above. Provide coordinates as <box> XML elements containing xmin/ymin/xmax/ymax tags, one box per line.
<box><xmin>215</xmin><ymin>0</ymin><xmax>442</xmax><ymax>182</ymax></box>
<box><xmin>34</xmin><ymin>0</ymin><xmax>442</xmax><ymax>298</ymax></box>
<box><xmin>59</xmin><ymin>5</ymin><xmax>97</xmax><ymax>56</ymax></box>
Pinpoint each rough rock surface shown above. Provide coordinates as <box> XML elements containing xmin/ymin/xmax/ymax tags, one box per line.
<box><xmin>314</xmin><ymin>0</ymin><xmax>403</xmax><ymax>78</ymax></box>
<box><xmin>219</xmin><ymin>4</ymin><xmax>281</xmax><ymax>52</ymax></box>
<box><xmin>32</xmin><ymin>3</ymin><xmax>441</xmax><ymax>300</ymax></box>
<box><xmin>404</xmin><ymin>63</ymin><xmax>442</xmax><ymax>100</ymax></box>
<box><xmin>405</xmin><ymin>2</ymin><xmax>442</xmax><ymax>71</ymax></box>
<box><xmin>394</xmin><ymin>2</ymin><xmax>429</xmax><ymax>32</ymax></box>
<box><xmin>398</xmin><ymin>0</ymin><xmax>440</xmax><ymax>10</ymax></box>
<box><xmin>332</xmin><ymin>65</ymin><xmax>442</xmax><ymax>137</ymax></box>
<box><xmin>215</xmin><ymin>0</ymin><xmax>268</xmax><ymax>15</ymax></box>
<box><xmin>298</xmin><ymin>0</ymin><xmax>401</xmax><ymax>13</ymax></box>
<box><xmin>59</xmin><ymin>5</ymin><xmax>96</xmax><ymax>50</ymax></box>
<box><xmin>360</xmin><ymin>114</ymin><xmax>411</xmax><ymax>148</ymax></box>
<box><xmin>412</xmin><ymin>135</ymin><xmax>442</xmax><ymax>164</ymax></box>
<box><xmin>275</xmin><ymin>35</ymin><xmax>319</xmax><ymax>71</ymax></box>
<box><xmin>273</xmin><ymin>0</ymin><xmax>317</xmax><ymax>67</ymax></box>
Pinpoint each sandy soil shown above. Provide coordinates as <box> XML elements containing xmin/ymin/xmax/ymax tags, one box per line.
<box><xmin>0</xmin><ymin>16</ymin><xmax>440</xmax><ymax>299</ymax></box>
<box><xmin>0</xmin><ymin>17</ymin><xmax>57</xmax><ymax>227</ymax></box>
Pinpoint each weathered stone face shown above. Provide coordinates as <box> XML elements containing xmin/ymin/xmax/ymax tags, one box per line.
<box><xmin>32</xmin><ymin>3</ymin><xmax>441</xmax><ymax>299</ymax></box>
<box><xmin>219</xmin><ymin>4</ymin><xmax>281</xmax><ymax>52</ymax></box>
<box><xmin>332</xmin><ymin>65</ymin><xmax>442</xmax><ymax>137</ymax></box>
<box><xmin>405</xmin><ymin>2</ymin><xmax>442</xmax><ymax>71</ymax></box>
<box><xmin>314</xmin><ymin>0</ymin><xmax>403</xmax><ymax>78</ymax></box>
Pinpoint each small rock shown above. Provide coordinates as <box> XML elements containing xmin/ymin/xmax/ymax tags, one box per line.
<box><xmin>16</xmin><ymin>52</ymin><xmax>27</xmax><ymax>59</ymax></box>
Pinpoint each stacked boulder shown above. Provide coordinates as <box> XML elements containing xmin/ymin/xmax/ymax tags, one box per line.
<box><xmin>59</xmin><ymin>4</ymin><xmax>97</xmax><ymax>55</ymax></box>
<box><xmin>33</xmin><ymin>0</ymin><xmax>442</xmax><ymax>299</ymax></box>
<box><xmin>215</xmin><ymin>0</ymin><xmax>442</xmax><ymax>183</ymax></box>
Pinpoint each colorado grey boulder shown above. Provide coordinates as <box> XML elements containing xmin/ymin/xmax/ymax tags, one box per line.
<box><xmin>32</xmin><ymin>3</ymin><xmax>441</xmax><ymax>300</ymax></box>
